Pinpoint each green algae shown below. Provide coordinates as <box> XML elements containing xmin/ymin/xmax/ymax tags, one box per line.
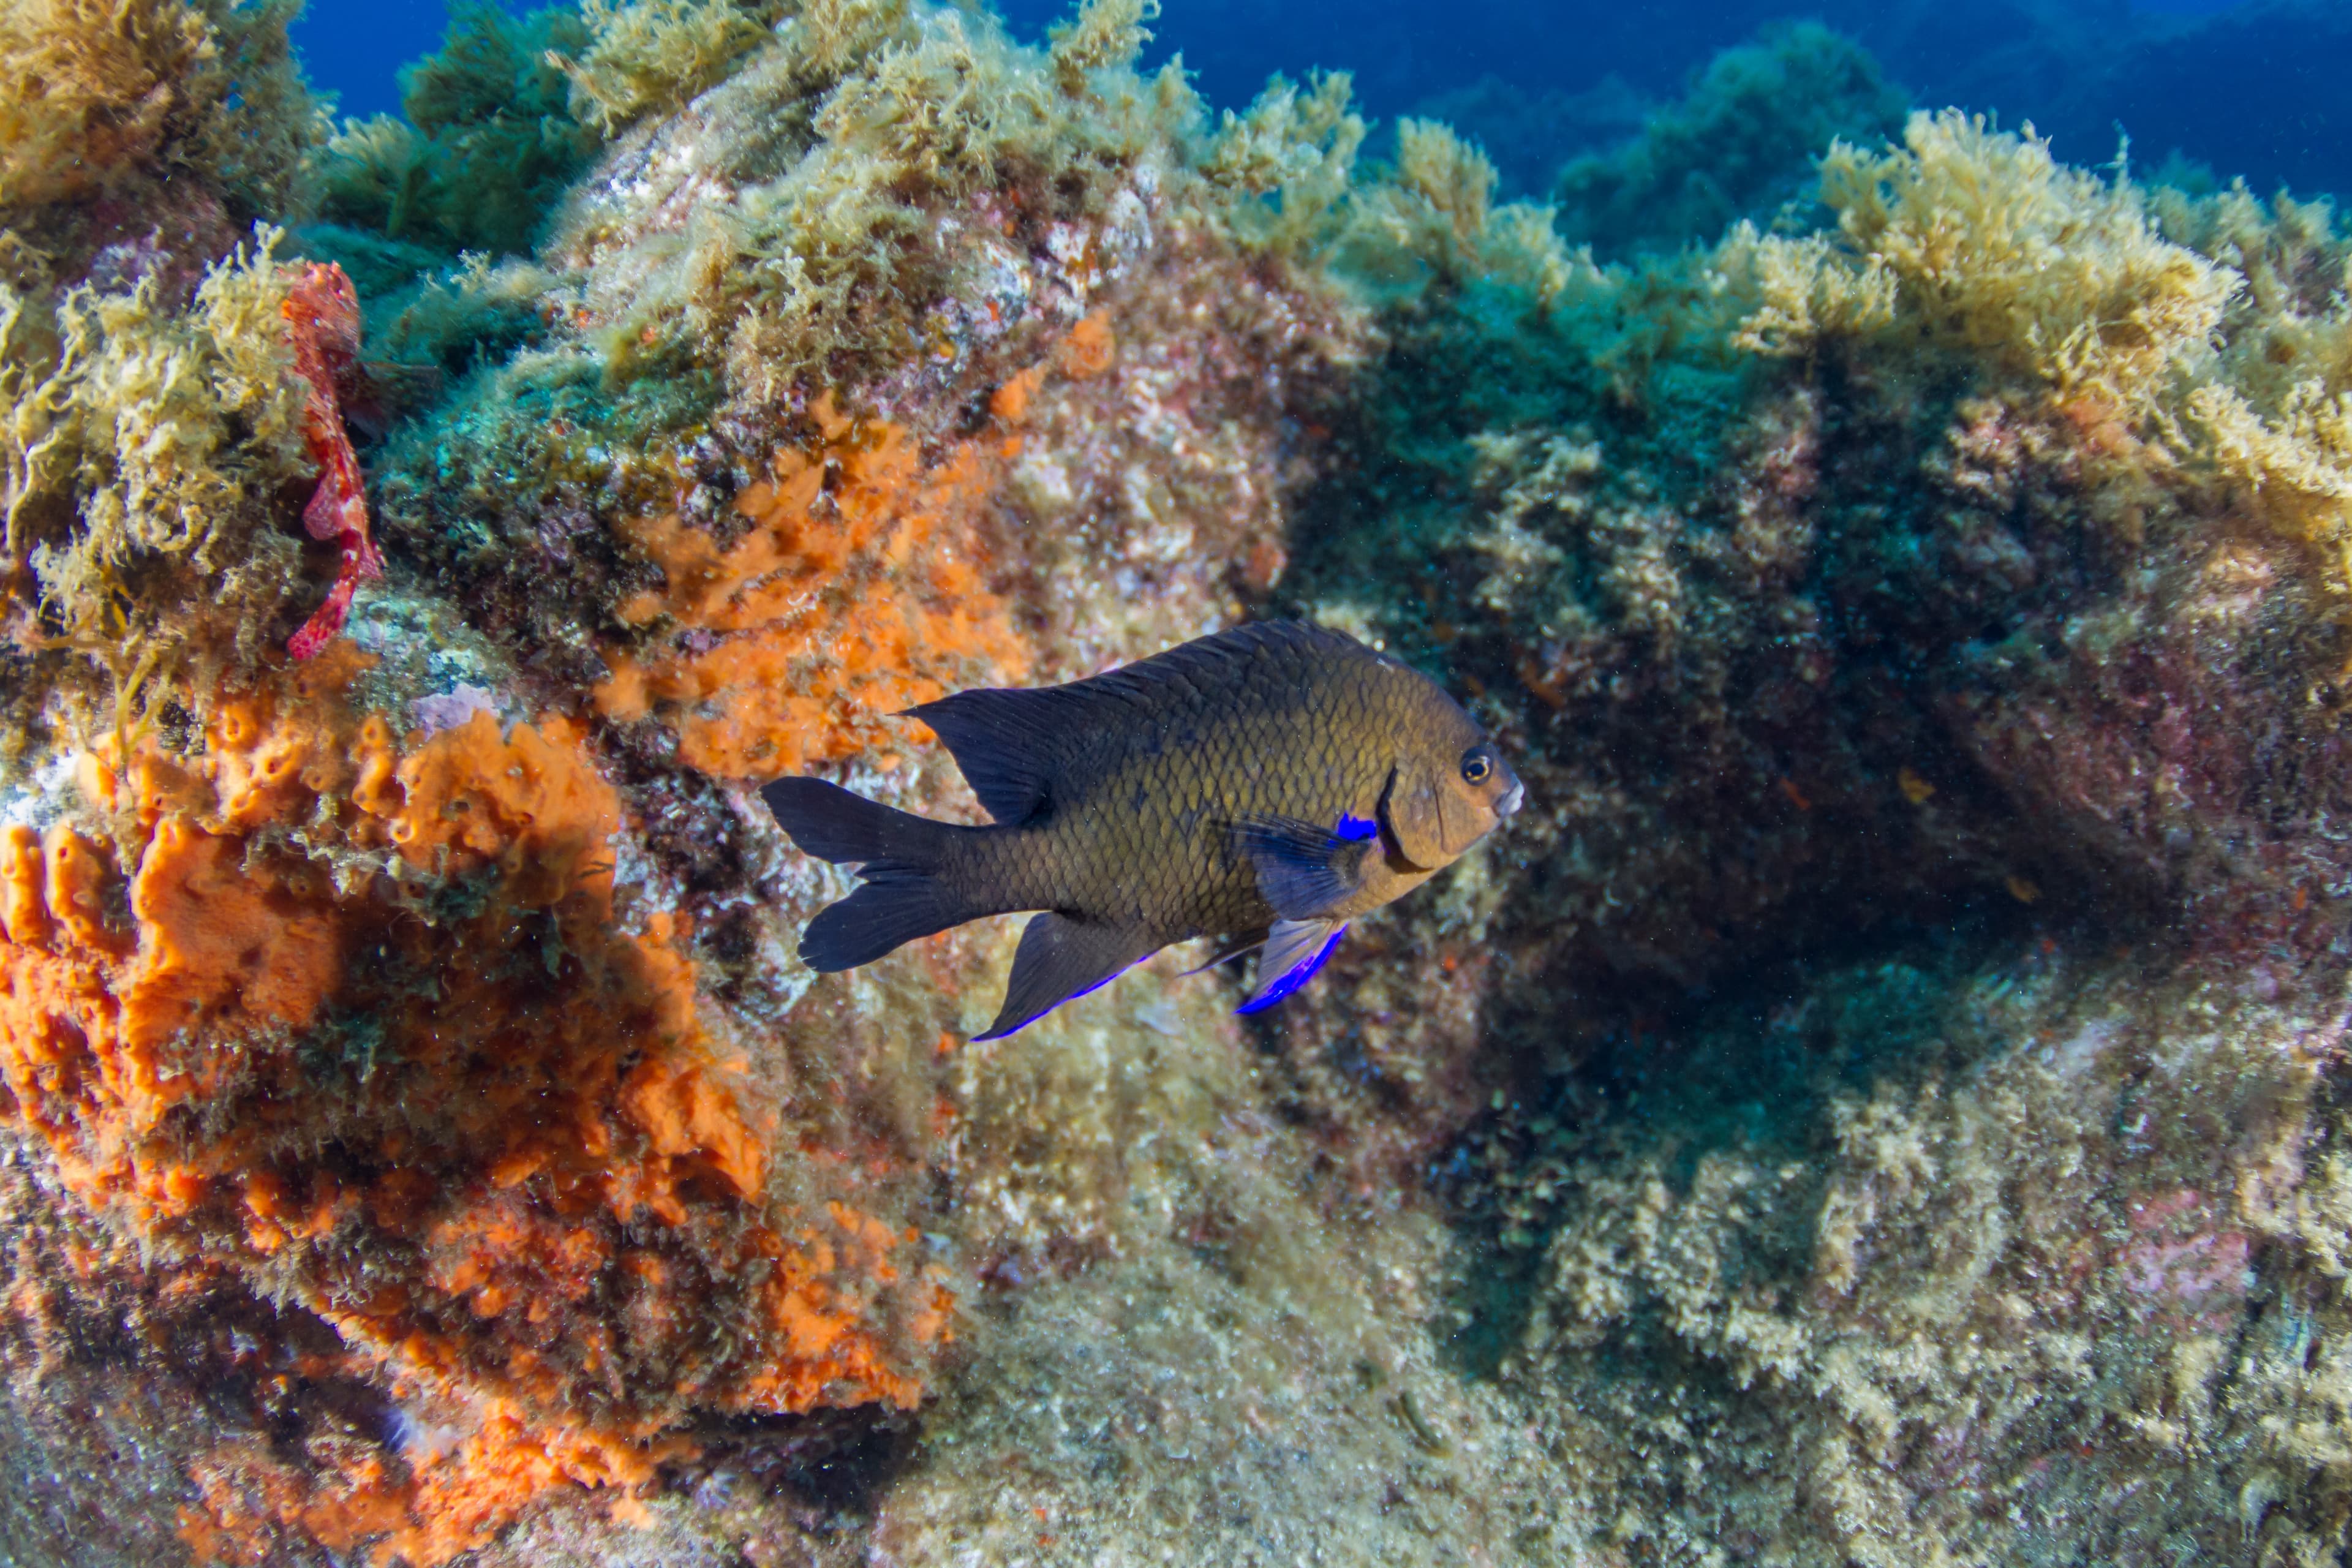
<box><xmin>0</xmin><ymin>0</ymin><xmax>317</xmax><ymax>227</ymax></box>
<box><xmin>1553</xmin><ymin>23</ymin><xmax>1906</xmax><ymax>262</ymax></box>
<box><xmin>0</xmin><ymin>0</ymin><xmax>327</xmax><ymax>740</ymax></box>
<box><xmin>311</xmin><ymin>4</ymin><xmax>597</xmax><ymax>266</ymax></box>
<box><xmin>364</xmin><ymin>0</ymin><xmax>1314</xmax><ymax>664</ymax></box>
<box><xmin>555</xmin><ymin>0</ymin><xmax>791</xmax><ymax>133</ymax></box>
<box><xmin>1259</xmin><ymin>67</ymin><xmax>2352</xmax><ymax>1568</ymax></box>
<box><xmin>4</xmin><ymin>236</ymin><xmax>317</xmax><ymax>721</ymax></box>
<box><xmin>1485</xmin><ymin>943</ymin><xmax>2350</xmax><ymax>1564</ymax></box>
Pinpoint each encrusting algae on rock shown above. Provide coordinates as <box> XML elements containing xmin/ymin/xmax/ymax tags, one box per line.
<box><xmin>10</xmin><ymin>1</ymin><xmax>2352</xmax><ymax>1563</ymax></box>
<box><xmin>2</xmin><ymin>1</ymin><xmax>1372</xmax><ymax>1559</ymax></box>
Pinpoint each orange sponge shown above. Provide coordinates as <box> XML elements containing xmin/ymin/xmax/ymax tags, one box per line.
<box><xmin>4</xmin><ymin>653</ymin><xmax>946</xmax><ymax>1566</ymax></box>
<box><xmin>595</xmin><ymin>396</ymin><xmax>1029</xmax><ymax>778</ymax></box>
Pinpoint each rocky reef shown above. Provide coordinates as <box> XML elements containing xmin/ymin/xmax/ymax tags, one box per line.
<box><xmin>4</xmin><ymin>3</ymin><xmax>2352</xmax><ymax>1564</ymax></box>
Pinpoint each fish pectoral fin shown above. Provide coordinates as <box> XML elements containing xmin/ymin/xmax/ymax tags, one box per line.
<box><xmin>974</xmin><ymin>913</ymin><xmax>1159</xmax><ymax>1041</ymax></box>
<box><xmin>1236</xmin><ymin>918</ymin><xmax>1347</xmax><ymax>1016</ymax></box>
<box><xmin>1231</xmin><ymin>814</ymin><xmax>1373</xmax><ymax>920</ymax></box>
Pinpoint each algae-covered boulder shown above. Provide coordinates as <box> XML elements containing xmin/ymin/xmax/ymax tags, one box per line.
<box><xmin>4</xmin><ymin>3</ymin><xmax>2352</xmax><ymax>1565</ymax></box>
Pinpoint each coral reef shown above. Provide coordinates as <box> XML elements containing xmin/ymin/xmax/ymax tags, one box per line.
<box><xmin>2</xmin><ymin>639</ymin><xmax>950</xmax><ymax>1560</ymax></box>
<box><xmin>7</xmin><ymin>2</ymin><xmax>1370</xmax><ymax>1561</ymax></box>
<box><xmin>0</xmin><ymin>0</ymin><xmax>318</xmax><ymax>334</ymax></box>
<box><xmin>1463</xmin><ymin>940</ymin><xmax>2352</xmax><ymax>1564</ymax></box>
<box><xmin>5</xmin><ymin>238</ymin><xmax>316</xmax><ymax>693</ymax></box>
<box><xmin>9</xmin><ymin>2</ymin><xmax>2352</xmax><ymax>1566</ymax></box>
<box><xmin>555</xmin><ymin>0</ymin><xmax>793</xmax><ymax>135</ymax></box>
<box><xmin>1264</xmin><ymin>91</ymin><xmax>2352</xmax><ymax>1564</ymax></box>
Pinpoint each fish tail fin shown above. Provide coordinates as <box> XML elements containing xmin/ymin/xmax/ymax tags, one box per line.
<box><xmin>763</xmin><ymin>777</ymin><xmax>980</xmax><ymax>971</ymax></box>
<box><xmin>800</xmin><ymin>869</ymin><xmax>970</xmax><ymax>972</ymax></box>
<box><xmin>763</xmin><ymin>777</ymin><xmax>946</xmax><ymax>867</ymax></box>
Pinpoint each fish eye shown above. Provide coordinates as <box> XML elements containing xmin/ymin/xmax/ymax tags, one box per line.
<box><xmin>1460</xmin><ymin>748</ymin><xmax>1493</xmax><ymax>786</ymax></box>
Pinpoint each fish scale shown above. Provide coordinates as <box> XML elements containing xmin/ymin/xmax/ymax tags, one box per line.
<box><xmin>764</xmin><ymin>621</ymin><xmax>1523</xmax><ymax>1038</ymax></box>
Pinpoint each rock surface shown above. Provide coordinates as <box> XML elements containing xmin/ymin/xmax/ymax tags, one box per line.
<box><xmin>4</xmin><ymin>4</ymin><xmax>2351</xmax><ymax>1564</ymax></box>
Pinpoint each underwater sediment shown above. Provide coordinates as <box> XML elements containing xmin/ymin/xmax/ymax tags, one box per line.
<box><xmin>4</xmin><ymin>2</ymin><xmax>2352</xmax><ymax>1563</ymax></box>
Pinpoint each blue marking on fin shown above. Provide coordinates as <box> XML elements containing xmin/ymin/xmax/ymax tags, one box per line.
<box><xmin>1233</xmin><ymin>814</ymin><xmax>1372</xmax><ymax>919</ymax></box>
<box><xmin>987</xmin><ymin>957</ymin><xmax>1144</xmax><ymax>1039</ymax></box>
<box><xmin>1235</xmin><ymin>922</ymin><xmax>1348</xmax><ymax>1015</ymax></box>
<box><xmin>975</xmin><ymin>914</ymin><xmax>1156</xmax><ymax>1040</ymax></box>
<box><xmin>1068</xmin><ymin>960</ymin><xmax>1140</xmax><ymax>1007</ymax></box>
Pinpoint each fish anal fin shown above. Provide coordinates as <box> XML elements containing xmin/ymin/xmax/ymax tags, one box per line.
<box><xmin>1235</xmin><ymin>918</ymin><xmax>1347</xmax><ymax>1015</ymax></box>
<box><xmin>974</xmin><ymin>913</ymin><xmax>1159</xmax><ymax>1040</ymax></box>
<box><xmin>1232</xmin><ymin>813</ymin><xmax>1373</xmax><ymax>920</ymax></box>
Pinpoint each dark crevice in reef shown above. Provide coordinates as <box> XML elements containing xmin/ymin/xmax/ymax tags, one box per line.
<box><xmin>1434</xmin><ymin>907</ymin><xmax>2043</xmax><ymax>1379</ymax></box>
<box><xmin>1283</xmin><ymin>318</ymin><xmax>2161</xmax><ymax>1027</ymax></box>
<box><xmin>1275</xmin><ymin>258</ymin><xmax>2299</xmax><ymax>1395</ymax></box>
<box><xmin>0</xmin><ymin>1152</ymin><xmax>410</xmax><ymax>1558</ymax></box>
<box><xmin>666</xmin><ymin>1407</ymin><xmax>919</xmax><ymax>1518</ymax></box>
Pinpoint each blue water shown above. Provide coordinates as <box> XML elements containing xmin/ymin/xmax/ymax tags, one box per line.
<box><xmin>295</xmin><ymin>1</ymin><xmax>2348</xmax><ymax>198</ymax></box>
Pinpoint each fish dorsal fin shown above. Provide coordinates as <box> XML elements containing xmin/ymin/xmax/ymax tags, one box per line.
<box><xmin>900</xmin><ymin>685</ymin><xmax>1073</xmax><ymax>824</ymax></box>
<box><xmin>1236</xmin><ymin>918</ymin><xmax>1347</xmax><ymax>1014</ymax></box>
<box><xmin>1231</xmin><ymin>812</ymin><xmax>1378</xmax><ymax>920</ymax></box>
<box><xmin>974</xmin><ymin>913</ymin><xmax>1159</xmax><ymax>1039</ymax></box>
<box><xmin>907</xmin><ymin>622</ymin><xmax>1371</xmax><ymax>826</ymax></box>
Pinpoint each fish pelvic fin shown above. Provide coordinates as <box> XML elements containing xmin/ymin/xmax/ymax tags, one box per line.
<box><xmin>974</xmin><ymin>913</ymin><xmax>1159</xmax><ymax>1040</ymax></box>
<box><xmin>1231</xmin><ymin>812</ymin><xmax>1376</xmax><ymax>920</ymax></box>
<box><xmin>1236</xmin><ymin>918</ymin><xmax>1348</xmax><ymax>1015</ymax></box>
<box><xmin>764</xmin><ymin>777</ymin><xmax>980</xmax><ymax>972</ymax></box>
<box><xmin>1182</xmin><ymin>927</ymin><xmax>1269</xmax><ymax>976</ymax></box>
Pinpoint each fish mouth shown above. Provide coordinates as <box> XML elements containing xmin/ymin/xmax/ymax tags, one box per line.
<box><xmin>1497</xmin><ymin>779</ymin><xmax>1524</xmax><ymax>818</ymax></box>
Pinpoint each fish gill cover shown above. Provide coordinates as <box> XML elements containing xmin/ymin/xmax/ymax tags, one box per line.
<box><xmin>2</xmin><ymin>1</ymin><xmax>2352</xmax><ymax>1563</ymax></box>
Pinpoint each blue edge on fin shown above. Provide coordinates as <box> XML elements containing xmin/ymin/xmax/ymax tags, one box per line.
<box><xmin>1003</xmin><ymin>811</ymin><xmax>1371</xmax><ymax>1035</ymax></box>
<box><xmin>1234</xmin><ymin>810</ymin><xmax>1370</xmax><ymax>1017</ymax></box>
<box><xmin>990</xmin><ymin>957</ymin><xmax>1147</xmax><ymax>1041</ymax></box>
<box><xmin>1234</xmin><ymin>923</ymin><xmax>1349</xmax><ymax>1016</ymax></box>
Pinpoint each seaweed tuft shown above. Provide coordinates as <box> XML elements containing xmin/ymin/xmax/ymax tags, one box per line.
<box><xmin>555</xmin><ymin>0</ymin><xmax>792</xmax><ymax>135</ymax></box>
<box><xmin>1553</xmin><ymin>22</ymin><xmax>1906</xmax><ymax>260</ymax></box>
<box><xmin>310</xmin><ymin>4</ymin><xmax>598</xmax><ymax>263</ymax></box>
